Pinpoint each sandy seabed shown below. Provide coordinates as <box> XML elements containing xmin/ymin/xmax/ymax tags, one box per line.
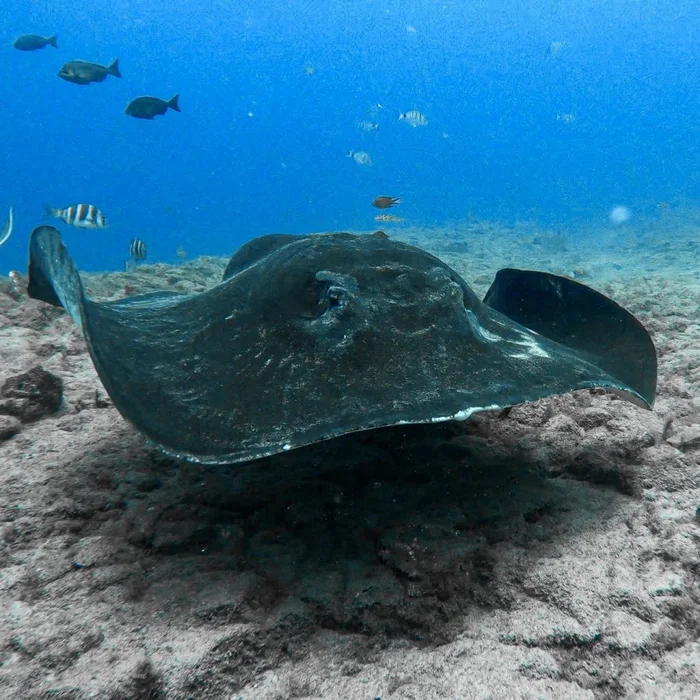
<box><xmin>1</xmin><ymin>222</ymin><xmax>699</xmax><ymax>699</ymax></box>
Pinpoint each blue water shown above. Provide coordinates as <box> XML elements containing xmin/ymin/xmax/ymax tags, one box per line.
<box><xmin>2</xmin><ymin>0</ymin><xmax>700</xmax><ymax>272</ymax></box>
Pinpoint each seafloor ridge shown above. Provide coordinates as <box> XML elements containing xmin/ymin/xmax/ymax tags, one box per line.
<box><xmin>1</xmin><ymin>221</ymin><xmax>699</xmax><ymax>699</ymax></box>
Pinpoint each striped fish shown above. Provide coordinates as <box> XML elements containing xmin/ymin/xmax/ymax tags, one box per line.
<box><xmin>48</xmin><ymin>203</ymin><xmax>108</xmax><ymax>229</ymax></box>
<box><xmin>347</xmin><ymin>150</ymin><xmax>372</xmax><ymax>166</ymax></box>
<box><xmin>128</xmin><ymin>238</ymin><xmax>147</xmax><ymax>261</ymax></box>
<box><xmin>398</xmin><ymin>110</ymin><xmax>428</xmax><ymax>127</ymax></box>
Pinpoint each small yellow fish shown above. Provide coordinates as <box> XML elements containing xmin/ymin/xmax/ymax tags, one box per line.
<box><xmin>375</xmin><ymin>214</ymin><xmax>402</xmax><ymax>222</ymax></box>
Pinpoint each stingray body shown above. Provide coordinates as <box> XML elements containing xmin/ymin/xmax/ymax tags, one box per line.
<box><xmin>27</xmin><ymin>226</ymin><xmax>656</xmax><ymax>465</ymax></box>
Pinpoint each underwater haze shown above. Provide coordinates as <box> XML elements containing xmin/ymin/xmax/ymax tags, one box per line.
<box><xmin>2</xmin><ymin>0</ymin><xmax>700</xmax><ymax>272</ymax></box>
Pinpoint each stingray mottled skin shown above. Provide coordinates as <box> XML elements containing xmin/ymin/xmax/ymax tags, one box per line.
<box><xmin>27</xmin><ymin>226</ymin><xmax>657</xmax><ymax>464</ymax></box>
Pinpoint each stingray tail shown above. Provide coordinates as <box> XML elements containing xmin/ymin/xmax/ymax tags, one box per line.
<box><xmin>0</xmin><ymin>206</ymin><xmax>13</xmax><ymax>247</ymax></box>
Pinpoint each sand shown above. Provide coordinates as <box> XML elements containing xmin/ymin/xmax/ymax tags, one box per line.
<box><xmin>1</xmin><ymin>221</ymin><xmax>699</xmax><ymax>699</ymax></box>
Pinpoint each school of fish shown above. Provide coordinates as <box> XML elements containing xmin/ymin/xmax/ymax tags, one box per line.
<box><xmin>5</xmin><ymin>32</ymin><xmax>183</xmax><ymax>260</ymax></box>
<box><xmin>4</xmin><ymin>31</ymin><xmax>578</xmax><ymax>258</ymax></box>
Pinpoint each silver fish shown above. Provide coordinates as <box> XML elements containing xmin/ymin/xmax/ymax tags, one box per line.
<box><xmin>347</xmin><ymin>150</ymin><xmax>372</xmax><ymax>166</ymax></box>
<box><xmin>398</xmin><ymin>110</ymin><xmax>428</xmax><ymax>127</ymax></box>
<box><xmin>0</xmin><ymin>206</ymin><xmax>13</xmax><ymax>247</ymax></box>
<box><xmin>546</xmin><ymin>40</ymin><xmax>566</xmax><ymax>57</ymax></box>
<box><xmin>357</xmin><ymin>120</ymin><xmax>379</xmax><ymax>132</ymax></box>
<box><xmin>7</xmin><ymin>270</ymin><xmax>27</xmax><ymax>298</ymax></box>
<box><xmin>48</xmin><ymin>203</ymin><xmax>108</xmax><ymax>229</ymax></box>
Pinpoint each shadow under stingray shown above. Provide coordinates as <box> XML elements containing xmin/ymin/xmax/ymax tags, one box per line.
<box><xmin>59</xmin><ymin>415</ymin><xmax>625</xmax><ymax>648</ymax></box>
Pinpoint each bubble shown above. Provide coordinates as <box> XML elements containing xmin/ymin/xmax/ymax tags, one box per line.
<box><xmin>609</xmin><ymin>205</ymin><xmax>631</xmax><ymax>225</ymax></box>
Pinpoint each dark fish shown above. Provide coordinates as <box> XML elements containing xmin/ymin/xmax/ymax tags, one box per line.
<box><xmin>58</xmin><ymin>59</ymin><xmax>120</xmax><ymax>85</ymax></box>
<box><xmin>13</xmin><ymin>34</ymin><xmax>58</xmax><ymax>51</ymax></box>
<box><xmin>128</xmin><ymin>238</ymin><xmax>147</xmax><ymax>261</ymax></box>
<box><xmin>372</xmin><ymin>196</ymin><xmax>401</xmax><ymax>209</ymax></box>
<box><xmin>48</xmin><ymin>204</ymin><xmax>107</xmax><ymax>229</ymax></box>
<box><xmin>125</xmin><ymin>95</ymin><xmax>181</xmax><ymax>120</ymax></box>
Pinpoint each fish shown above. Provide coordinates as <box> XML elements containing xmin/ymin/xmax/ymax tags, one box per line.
<box><xmin>126</xmin><ymin>95</ymin><xmax>181</xmax><ymax>120</ymax></box>
<box><xmin>125</xmin><ymin>239</ymin><xmax>147</xmax><ymax>271</ymax></box>
<box><xmin>372</xmin><ymin>196</ymin><xmax>401</xmax><ymax>209</ymax></box>
<box><xmin>128</xmin><ymin>238</ymin><xmax>147</xmax><ymax>261</ymax></box>
<box><xmin>398</xmin><ymin>110</ymin><xmax>428</xmax><ymax>127</ymax></box>
<box><xmin>58</xmin><ymin>59</ymin><xmax>121</xmax><ymax>85</ymax></box>
<box><xmin>546</xmin><ymin>40</ymin><xmax>566</xmax><ymax>57</ymax></box>
<box><xmin>175</xmin><ymin>246</ymin><xmax>187</xmax><ymax>259</ymax></box>
<box><xmin>368</xmin><ymin>103</ymin><xmax>384</xmax><ymax>115</ymax></box>
<box><xmin>48</xmin><ymin>204</ymin><xmax>108</xmax><ymax>229</ymax></box>
<box><xmin>13</xmin><ymin>34</ymin><xmax>57</xmax><ymax>51</ymax></box>
<box><xmin>375</xmin><ymin>214</ymin><xmax>402</xmax><ymax>222</ymax></box>
<box><xmin>357</xmin><ymin>120</ymin><xmax>379</xmax><ymax>132</ymax></box>
<box><xmin>8</xmin><ymin>270</ymin><xmax>27</xmax><ymax>298</ymax></box>
<box><xmin>9</xmin><ymin>270</ymin><xmax>24</xmax><ymax>288</ymax></box>
<box><xmin>347</xmin><ymin>150</ymin><xmax>372</xmax><ymax>166</ymax></box>
<box><xmin>0</xmin><ymin>207</ymin><xmax>13</xmax><ymax>247</ymax></box>
<box><xmin>556</xmin><ymin>113</ymin><xmax>576</xmax><ymax>123</ymax></box>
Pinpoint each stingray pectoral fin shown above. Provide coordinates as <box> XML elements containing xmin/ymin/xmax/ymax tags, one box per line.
<box><xmin>27</xmin><ymin>225</ymin><xmax>86</xmax><ymax>331</ymax></box>
<box><xmin>483</xmin><ymin>268</ymin><xmax>657</xmax><ymax>408</ymax></box>
<box><xmin>221</xmin><ymin>233</ymin><xmax>302</xmax><ymax>281</ymax></box>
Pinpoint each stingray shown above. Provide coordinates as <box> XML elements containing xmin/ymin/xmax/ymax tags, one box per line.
<box><xmin>26</xmin><ymin>225</ymin><xmax>657</xmax><ymax>465</ymax></box>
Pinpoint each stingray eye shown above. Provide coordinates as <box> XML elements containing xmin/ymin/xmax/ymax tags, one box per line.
<box><xmin>326</xmin><ymin>286</ymin><xmax>345</xmax><ymax>308</ymax></box>
<box><xmin>317</xmin><ymin>281</ymin><xmax>349</xmax><ymax>314</ymax></box>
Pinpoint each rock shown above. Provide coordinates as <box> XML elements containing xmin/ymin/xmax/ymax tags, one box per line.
<box><xmin>667</xmin><ymin>425</ymin><xmax>700</xmax><ymax>453</ymax></box>
<box><xmin>577</xmin><ymin>406</ymin><xmax>613</xmax><ymax>429</ymax></box>
<box><xmin>0</xmin><ymin>366</ymin><xmax>63</xmax><ymax>422</ymax></box>
<box><xmin>0</xmin><ymin>414</ymin><xmax>21</xmax><ymax>441</ymax></box>
<box><xmin>543</xmin><ymin>413</ymin><xmax>585</xmax><ymax>437</ymax></box>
